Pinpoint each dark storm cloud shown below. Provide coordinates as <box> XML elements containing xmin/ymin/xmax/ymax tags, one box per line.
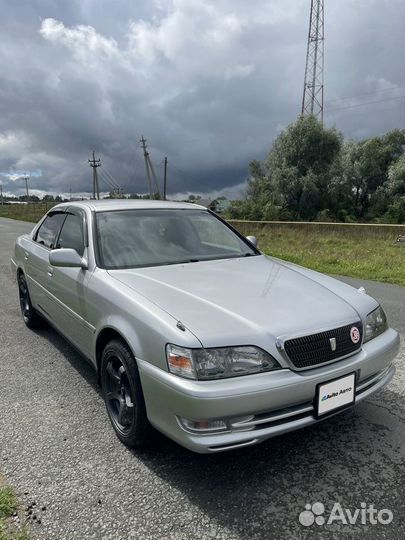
<box><xmin>0</xmin><ymin>0</ymin><xmax>403</xmax><ymax>198</ymax></box>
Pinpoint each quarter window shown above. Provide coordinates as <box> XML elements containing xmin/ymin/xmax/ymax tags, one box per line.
<box><xmin>35</xmin><ymin>213</ymin><xmax>66</xmax><ymax>249</ymax></box>
<box><xmin>56</xmin><ymin>213</ymin><xmax>85</xmax><ymax>256</ymax></box>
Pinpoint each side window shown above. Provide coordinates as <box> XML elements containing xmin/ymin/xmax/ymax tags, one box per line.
<box><xmin>35</xmin><ymin>213</ymin><xmax>66</xmax><ymax>249</ymax></box>
<box><xmin>56</xmin><ymin>213</ymin><xmax>84</xmax><ymax>256</ymax></box>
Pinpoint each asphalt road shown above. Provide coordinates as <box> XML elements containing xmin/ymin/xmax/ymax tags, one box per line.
<box><xmin>0</xmin><ymin>217</ymin><xmax>404</xmax><ymax>540</ymax></box>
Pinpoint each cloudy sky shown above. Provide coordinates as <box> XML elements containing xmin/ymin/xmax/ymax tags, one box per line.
<box><xmin>0</xmin><ymin>0</ymin><xmax>404</xmax><ymax>199</ymax></box>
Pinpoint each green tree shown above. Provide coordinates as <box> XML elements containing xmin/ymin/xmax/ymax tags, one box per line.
<box><xmin>379</xmin><ymin>154</ymin><xmax>405</xmax><ymax>223</ymax></box>
<box><xmin>227</xmin><ymin>159</ymin><xmax>283</xmax><ymax>220</ymax></box>
<box><xmin>265</xmin><ymin>115</ymin><xmax>342</xmax><ymax>219</ymax></box>
<box><xmin>341</xmin><ymin>129</ymin><xmax>405</xmax><ymax>219</ymax></box>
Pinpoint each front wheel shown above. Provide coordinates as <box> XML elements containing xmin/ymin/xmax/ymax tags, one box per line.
<box><xmin>18</xmin><ymin>273</ymin><xmax>43</xmax><ymax>329</ymax></box>
<box><xmin>101</xmin><ymin>339</ymin><xmax>152</xmax><ymax>447</ymax></box>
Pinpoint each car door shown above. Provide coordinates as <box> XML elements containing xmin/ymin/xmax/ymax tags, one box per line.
<box><xmin>46</xmin><ymin>208</ymin><xmax>93</xmax><ymax>357</ymax></box>
<box><xmin>25</xmin><ymin>211</ymin><xmax>67</xmax><ymax>316</ymax></box>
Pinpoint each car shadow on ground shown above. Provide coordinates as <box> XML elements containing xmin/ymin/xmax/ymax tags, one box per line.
<box><xmin>129</xmin><ymin>405</ymin><xmax>397</xmax><ymax>538</ymax></box>
<box><xmin>33</xmin><ymin>322</ymin><xmax>401</xmax><ymax>539</ymax></box>
<box><xmin>32</xmin><ymin>323</ymin><xmax>100</xmax><ymax>395</ymax></box>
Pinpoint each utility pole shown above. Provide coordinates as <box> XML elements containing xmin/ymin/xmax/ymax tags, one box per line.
<box><xmin>0</xmin><ymin>184</ymin><xmax>3</xmax><ymax>206</ymax></box>
<box><xmin>23</xmin><ymin>174</ymin><xmax>30</xmax><ymax>202</ymax></box>
<box><xmin>140</xmin><ymin>136</ymin><xmax>153</xmax><ymax>198</ymax></box>
<box><xmin>140</xmin><ymin>136</ymin><xmax>161</xmax><ymax>199</ymax></box>
<box><xmin>88</xmin><ymin>151</ymin><xmax>101</xmax><ymax>200</ymax></box>
<box><xmin>301</xmin><ymin>0</ymin><xmax>324</xmax><ymax>122</ymax></box>
<box><xmin>163</xmin><ymin>157</ymin><xmax>168</xmax><ymax>201</ymax></box>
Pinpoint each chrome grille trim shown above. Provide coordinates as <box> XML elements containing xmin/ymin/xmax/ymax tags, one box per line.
<box><xmin>283</xmin><ymin>321</ymin><xmax>363</xmax><ymax>369</ymax></box>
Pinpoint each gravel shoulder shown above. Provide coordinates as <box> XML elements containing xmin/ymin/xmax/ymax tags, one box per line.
<box><xmin>0</xmin><ymin>217</ymin><xmax>404</xmax><ymax>540</ymax></box>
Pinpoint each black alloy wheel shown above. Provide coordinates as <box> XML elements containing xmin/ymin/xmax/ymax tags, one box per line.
<box><xmin>101</xmin><ymin>339</ymin><xmax>152</xmax><ymax>447</ymax></box>
<box><xmin>18</xmin><ymin>273</ymin><xmax>42</xmax><ymax>329</ymax></box>
<box><xmin>104</xmin><ymin>355</ymin><xmax>135</xmax><ymax>434</ymax></box>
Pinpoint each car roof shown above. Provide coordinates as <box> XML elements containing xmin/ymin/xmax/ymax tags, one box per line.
<box><xmin>51</xmin><ymin>199</ymin><xmax>207</xmax><ymax>212</ymax></box>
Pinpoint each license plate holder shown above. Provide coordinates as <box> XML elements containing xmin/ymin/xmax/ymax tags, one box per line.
<box><xmin>315</xmin><ymin>372</ymin><xmax>356</xmax><ymax>418</ymax></box>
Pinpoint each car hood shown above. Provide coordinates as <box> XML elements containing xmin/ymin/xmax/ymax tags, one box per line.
<box><xmin>108</xmin><ymin>255</ymin><xmax>375</xmax><ymax>348</ymax></box>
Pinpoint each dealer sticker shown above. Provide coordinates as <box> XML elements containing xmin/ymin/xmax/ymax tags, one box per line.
<box><xmin>350</xmin><ymin>326</ymin><xmax>360</xmax><ymax>344</ymax></box>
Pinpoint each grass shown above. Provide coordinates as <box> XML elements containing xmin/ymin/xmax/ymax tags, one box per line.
<box><xmin>232</xmin><ymin>222</ymin><xmax>405</xmax><ymax>287</ymax></box>
<box><xmin>0</xmin><ymin>479</ymin><xmax>28</xmax><ymax>540</ymax></box>
<box><xmin>1</xmin><ymin>204</ymin><xmax>404</xmax><ymax>286</ymax></box>
<box><xmin>0</xmin><ymin>203</ymin><xmax>53</xmax><ymax>223</ymax></box>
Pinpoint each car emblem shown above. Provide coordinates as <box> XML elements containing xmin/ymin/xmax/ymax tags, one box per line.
<box><xmin>350</xmin><ymin>326</ymin><xmax>360</xmax><ymax>344</ymax></box>
<box><xmin>329</xmin><ymin>337</ymin><xmax>337</xmax><ymax>351</ymax></box>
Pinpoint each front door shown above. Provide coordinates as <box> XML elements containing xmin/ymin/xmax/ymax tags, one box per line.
<box><xmin>46</xmin><ymin>208</ymin><xmax>93</xmax><ymax>357</ymax></box>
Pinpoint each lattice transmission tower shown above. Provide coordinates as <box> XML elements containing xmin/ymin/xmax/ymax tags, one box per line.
<box><xmin>301</xmin><ymin>0</ymin><xmax>324</xmax><ymax>122</ymax></box>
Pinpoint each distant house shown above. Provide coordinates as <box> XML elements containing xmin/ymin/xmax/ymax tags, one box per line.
<box><xmin>5</xmin><ymin>200</ymin><xmax>28</xmax><ymax>205</ymax></box>
<box><xmin>195</xmin><ymin>198</ymin><xmax>214</xmax><ymax>209</ymax></box>
<box><xmin>189</xmin><ymin>197</ymin><xmax>230</xmax><ymax>213</ymax></box>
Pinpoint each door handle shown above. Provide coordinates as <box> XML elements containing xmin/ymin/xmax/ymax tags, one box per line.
<box><xmin>24</xmin><ymin>252</ymin><xmax>29</xmax><ymax>261</ymax></box>
<box><xmin>47</xmin><ymin>266</ymin><xmax>54</xmax><ymax>277</ymax></box>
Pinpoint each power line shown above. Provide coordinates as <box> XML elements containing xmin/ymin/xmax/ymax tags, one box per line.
<box><xmin>327</xmin><ymin>104</ymin><xmax>403</xmax><ymax>118</ymax></box>
<box><xmin>130</xmin><ymin>144</ymin><xmax>143</xmax><ymax>176</ymax></box>
<box><xmin>169</xmin><ymin>162</ymin><xmax>217</xmax><ymax>194</ymax></box>
<box><xmin>128</xmin><ymin>147</ymin><xmax>145</xmax><ymax>193</ymax></box>
<box><xmin>102</xmin><ymin>165</ymin><xmax>121</xmax><ymax>189</ymax></box>
<box><xmin>99</xmin><ymin>170</ymin><xmax>118</xmax><ymax>191</ymax></box>
<box><xmin>326</xmin><ymin>85</ymin><xmax>404</xmax><ymax>105</ymax></box>
<box><xmin>328</xmin><ymin>95</ymin><xmax>404</xmax><ymax>113</ymax></box>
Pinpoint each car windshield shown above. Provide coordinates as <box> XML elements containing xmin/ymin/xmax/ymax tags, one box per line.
<box><xmin>95</xmin><ymin>209</ymin><xmax>257</xmax><ymax>269</ymax></box>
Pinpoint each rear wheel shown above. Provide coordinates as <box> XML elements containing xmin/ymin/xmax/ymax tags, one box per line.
<box><xmin>18</xmin><ymin>273</ymin><xmax>43</xmax><ymax>329</ymax></box>
<box><xmin>101</xmin><ymin>339</ymin><xmax>152</xmax><ymax>447</ymax></box>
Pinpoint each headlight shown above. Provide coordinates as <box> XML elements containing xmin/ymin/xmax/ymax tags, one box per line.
<box><xmin>364</xmin><ymin>306</ymin><xmax>388</xmax><ymax>343</ymax></box>
<box><xmin>166</xmin><ymin>344</ymin><xmax>280</xmax><ymax>380</ymax></box>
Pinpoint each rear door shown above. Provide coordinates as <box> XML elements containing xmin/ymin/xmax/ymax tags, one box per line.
<box><xmin>25</xmin><ymin>211</ymin><xmax>66</xmax><ymax>316</ymax></box>
<box><xmin>46</xmin><ymin>208</ymin><xmax>93</xmax><ymax>357</ymax></box>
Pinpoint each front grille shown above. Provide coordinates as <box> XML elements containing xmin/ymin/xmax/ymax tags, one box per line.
<box><xmin>284</xmin><ymin>321</ymin><xmax>363</xmax><ymax>369</ymax></box>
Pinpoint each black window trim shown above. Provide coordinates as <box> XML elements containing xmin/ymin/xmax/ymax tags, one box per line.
<box><xmin>33</xmin><ymin>210</ymin><xmax>67</xmax><ymax>250</ymax></box>
<box><xmin>54</xmin><ymin>207</ymin><xmax>88</xmax><ymax>254</ymax></box>
<box><xmin>33</xmin><ymin>207</ymin><xmax>88</xmax><ymax>252</ymax></box>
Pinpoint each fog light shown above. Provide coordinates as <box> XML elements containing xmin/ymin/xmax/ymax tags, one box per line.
<box><xmin>179</xmin><ymin>417</ymin><xmax>228</xmax><ymax>433</ymax></box>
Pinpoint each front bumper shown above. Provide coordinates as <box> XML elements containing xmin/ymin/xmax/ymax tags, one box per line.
<box><xmin>138</xmin><ymin>328</ymin><xmax>399</xmax><ymax>453</ymax></box>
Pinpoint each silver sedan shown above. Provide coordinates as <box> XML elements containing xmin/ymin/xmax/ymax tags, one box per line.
<box><xmin>11</xmin><ymin>200</ymin><xmax>399</xmax><ymax>453</ymax></box>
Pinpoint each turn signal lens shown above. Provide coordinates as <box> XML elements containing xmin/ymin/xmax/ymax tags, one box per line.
<box><xmin>166</xmin><ymin>344</ymin><xmax>195</xmax><ymax>379</ymax></box>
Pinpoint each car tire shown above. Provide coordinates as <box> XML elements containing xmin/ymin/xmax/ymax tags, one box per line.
<box><xmin>18</xmin><ymin>273</ymin><xmax>43</xmax><ymax>329</ymax></box>
<box><xmin>101</xmin><ymin>339</ymin><xmax>152</xmax><ymax>447</ymax></box>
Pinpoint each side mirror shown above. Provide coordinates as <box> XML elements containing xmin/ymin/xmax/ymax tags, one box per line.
<box><xmin>246</xmin><ymin>235</ymin><xmax>258</xmax><ymax>248</ymax></box>
<box><xmin>49</xmin><ymin>248</ymin><xmax>88</xmax><ymax>269</ymax></box>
